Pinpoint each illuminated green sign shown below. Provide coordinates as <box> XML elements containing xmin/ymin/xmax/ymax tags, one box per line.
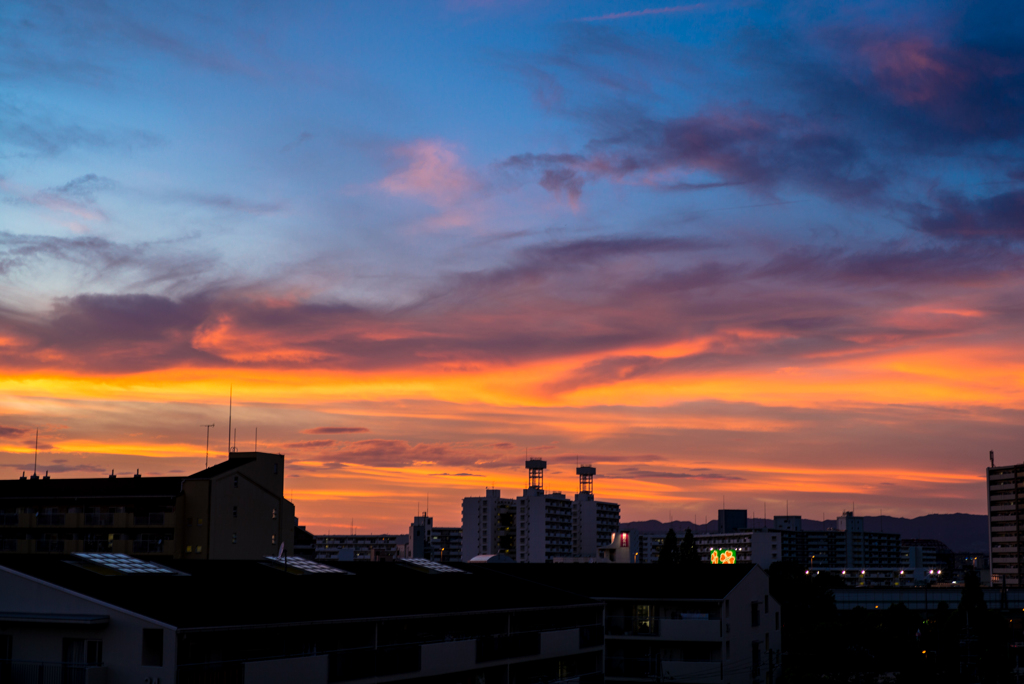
<box><xmin>709</xmin><ymin>548</ymin><xmax>738</xmax><ymax>565</ymax></box>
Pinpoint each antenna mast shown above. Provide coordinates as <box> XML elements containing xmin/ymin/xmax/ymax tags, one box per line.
<box><xmin>201</xmin><ymin>424</ymin><xmax>215</xmax><ymax>468</ymax></box>
<box><xmin>227</xmin><ymin>386</ymin><xmax>233</xmax><ymax>455</ymax></box>
<box><xmin>255</xmin><ymin>427</ymin><xmax>258</xmax><ymax>452</ymax></box>
<box><xmin>33</xmin><ymin>429</ymin><xmax>38</xmax><ymax>477</ymax></box>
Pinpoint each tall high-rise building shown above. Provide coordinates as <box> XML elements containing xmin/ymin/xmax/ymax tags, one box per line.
<box><xmin>987</xmin><ymin>452</ymin><xmax>1022</xmax><ymax>586</ymax></box>
<box><xmin>573</xmin><ymin>465</ymin><xmax>620</xmax><ymax>557</ymax></box>
<box><xmin>460</xmin><ymin>489</ymin><xmax>516</xmax><ymax>561</ymax></box>
<box><xmin>462</xmin><ymin>460</ymin><xmax>619</xmax><ymax>563</ymax></box>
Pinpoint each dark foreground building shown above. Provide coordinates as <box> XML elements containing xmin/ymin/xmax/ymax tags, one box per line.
<box><xmin>480</xmin><ymin>563</ymin><xmax>779</xmax><ymax>683</ymax></box>
<box><xmin>0</xmin><ymin>451</ymin><xmax>297</xmax><ymax>559</ymax></box>
<box><xmin>0</xmin><ymin>555</ymin><xmax>604</xmax><ymax>683</ymax></box>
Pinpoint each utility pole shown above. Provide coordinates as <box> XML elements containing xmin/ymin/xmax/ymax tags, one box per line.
<box><xmin>201</xmin><ymin>424</ymin><xmax>215</xmax><ymax>468</ymax></box>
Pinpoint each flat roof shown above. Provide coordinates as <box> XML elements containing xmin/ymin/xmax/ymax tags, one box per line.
<box><xmin>0</xmin><ymin>556</ymin><xmax>600</xmax><ymax>630</ymax></box>
<box><xmin>459</xmin><ymin>562</ymin><xmax>758</xmax><ymax>600</ymax></box>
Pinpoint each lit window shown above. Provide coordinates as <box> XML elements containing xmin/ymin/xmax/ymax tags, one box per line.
<box><xmin>271</xmin><ymin>534</ymin><xmax>276</xmax><ymax>544</ymax></box>
<box><xmin>186</xmin><ymin>545</ymin><xmax>193</xmax><ymax>553</ymax></box>
<box><xmin>196</xmin><ymin>545</ymin><xmax>202</xmax><ymax>553</ymax></box>
<box><xmin>272</xmin><ymin>508</ymin><xmax>277</xmax><ymax>519</ymax></box>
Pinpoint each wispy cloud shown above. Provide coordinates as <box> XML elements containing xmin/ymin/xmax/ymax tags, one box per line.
<box><xmin>579</xmin><ymin>4</ymin><xmax>707</xmax><ymax>22</ymax></box>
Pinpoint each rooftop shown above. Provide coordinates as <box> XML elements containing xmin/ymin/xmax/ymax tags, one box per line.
<box><xmin>0</xmin><ymin>556</ymin><xmax>599</xmax><ymax>629</ymax></box>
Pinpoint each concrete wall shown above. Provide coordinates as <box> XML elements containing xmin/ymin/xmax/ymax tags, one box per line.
<box><xmin>245</xmin><ymin>654</ymin><xmax>327</xmax><ymax>684</ymax></box>
<box><xmin>0</xmin><ymin>567</ymin><xmax>176</xmax><ymax>684</ymax></box>
<box><xmin>721</xmin><ymin>566</ymin><xmax>781</xmax><ymax>684</ymax></box>
<box><xmin>208</xmin><ymin>469</ymin><xmax>283</xmax><ymax>560</ymax></box>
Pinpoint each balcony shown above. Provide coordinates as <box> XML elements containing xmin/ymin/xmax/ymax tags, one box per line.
<box><xmin>34</xmin><ymin>539</ymin><xmax>65</xmax><ymax>553</ymax></box>
<box><xmin>0</xmin><ymin>660</ymin><xmax>106</xmax><ymax>684</ymax></box>
<box><xmin>36</xmin><ymin>513</ymin><xmax>66</xmax><ymax>526</ymax></box>
<box><xmin>132</xmin><ymin>539</ymin><xmax>166</xmax><ymax>554</ymax></box>
<box><xmin>133</xmin><ymin>512</ymin><xmax>166</xmax><ymax>526</ymax></box>
<box><xmin>84</xmin><ymin>513</ymin><xmax>114</xmax><ymax>526</ymax></box>
<box><xmin>659</xmin><ymin>618</ymin><xmax>722</xmax><ymax>641</ymax></box>
<box><xmin>0</xmin><ymin>514</ymin><xmax>19</xmax><ymax>526</ymax></box>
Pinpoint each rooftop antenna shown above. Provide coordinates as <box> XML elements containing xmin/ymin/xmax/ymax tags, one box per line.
<box><xmin>234</xmin><ymin>428</ymin><xmax>237</xmax><ymax>453</ymax></box>
<box><xmin>227</xmin><ymin>386</ymin><xmax>233</xmax><ymax>455</ymax></box>
<box><xmin>255</xmin><ymin>427</ymin><xmax>258</xmax><ymax>452</ymax></box>
<box><xmin>764</xmin><ymin>502</ymin><xmax>767</xmax><ymax>528</ymax></box>
<box><xmin>786</xmin><ymin>500</ymin><xmax>789</xmax><ymax>517</ymax></box>
<box><xmin>33</xmin><ymin>428</ymin><xmax>39</xmax><ymax>477</ymax></box>
<box><xmin>201</xmin><ymin>424</ymin><xmax>215</xmax><ymax>468</ymax></box>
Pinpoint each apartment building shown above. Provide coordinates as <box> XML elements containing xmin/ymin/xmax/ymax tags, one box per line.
<box><xmin>0</xmin><ymin>452</ymin><xmax>296</xmax><ymax>559</ymax></box>
<box><xmin>485</xmin><ymin>563</ymin><xmax>780</xmax><ymax>684</ymax></box>
<box><xmin>988</xmin><ymin>455</ymin><xmax>1023</xmax><ymax>585</ymax></box>
<box><xmin>314</xmin><ymin>534</ymin><xmax>405</xmax><ymax>561</ymax></box>
<box><xmin>461</xmin><ymin>489</ymin><xmax>517</xmax><ymax>561</ymax></box>
<box><xmin>0</xmin><ymin>555</ymin><xmax>606</xmax><ymax>683</ymax></box>
<box><xmin>462</xmin><ymin>461</ymin><xmax>620</xmax><ymax>563</ymax></box>
<box><xmin>407</xmin><ymin>513</ymin><xmax>463</xmax><ymax>562</ymax></box>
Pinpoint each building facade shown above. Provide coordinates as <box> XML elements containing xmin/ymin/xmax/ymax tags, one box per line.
<box><xmin>0</xmin><ymin>555</ymin><xmax>606</xmax><ymax>683</ymax></box>
<box><xmin>988</xmin><ymin>458</ymin><xmax>1023</xmax><ymax>586</ymax></box>
<box><xmin>314</xmin><ymin>534</ymin><xmax>404</xmax><ymax>561</ymax></box>
<box><xmin>0</xmin><ymin>452</ymin><xmax>296</xmax><ymax>560</ymax></box>
<box><xmin>462</xmin><ymin>461</ymin><xmax>620</xmax><ymax>563</ymax></box>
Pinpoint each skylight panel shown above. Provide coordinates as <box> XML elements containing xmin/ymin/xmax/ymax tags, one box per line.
<box><xmin>399</xmin><ymin>558</ymin><xmax>466</xmax><ymax>574</ymax></box>
<box><xmin>73</xmin><ymin>553</ymin><xmax>178</xmax><ymax>574</ymax></box>
<box><xmin>263</xmin><ymin>556</ymin><xmax>352</xmax><ymax>574</ymax></box>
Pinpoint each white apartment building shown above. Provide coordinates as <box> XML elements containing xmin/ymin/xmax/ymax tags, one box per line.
<box><xmin>462</xmin><ymin>461</ymin><xmax>620</xmax><ymax>563</ymax></box>
<box><xmin>460</xmin><ymin>489</ymin><xmax>516</xmax><ymax>561</ymax></box>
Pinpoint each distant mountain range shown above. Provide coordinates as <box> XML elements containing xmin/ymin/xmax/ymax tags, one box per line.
<box><xmin>621</xmin><ymin>513</ymin><xmax>988</xmax><ymax>554</ymax></box>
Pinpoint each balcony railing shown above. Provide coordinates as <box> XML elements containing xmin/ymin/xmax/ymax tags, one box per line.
<box><xmin>132</xmin><ymin>539</ymin><xmax>165</xmax><ymax>554</ymax></box>
<box><xmin>0</xmin><ymin>514</ymin><xmax>18</xmax><ymax>526</ymax></box>
<box><xmin>36</xmin><ymin>513</ymin><xmax>65</xmax><ymax>525</ymax></box>
<box><xmin>82</xmin><ymin>540</ymin><xmax>112</xmax><ymax>552</ymax></box>
<box><xmin>84</xmin><ymin>513</ymin><xmax>114</xmax><ymax>526</ymax></box>
<box><xmin>133</xmin><ymin>512</ymin><xmax>166</xmax><ymax>526</ymax></box>
<box><xmin>0</xmin><ymin>540</ymin><xmax>16</xmax><ymax>552</ymax></box>
<box><xmin>35</xmin><ymin>540</ymin><xmax>64</xmax><ymax>553</ymax></box>
<box><xmin>0</xmin><ymin>660</ymin><xmax>104</xmax><ymax>684</ymax></box>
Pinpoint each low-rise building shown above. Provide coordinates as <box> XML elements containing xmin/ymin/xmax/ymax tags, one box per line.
<box><xmin>0</xmin><ymin>554</ymin><xmax>606</xmax><ymax>683</ymax></box>
<box><xmin>484</xmin><ymin>562</ymin><xmax>781</xmax><ymax>684</ymax></box>
<box><xmin>315</xmin><ymin>534</ymin><xmax>404</xmax><ymax>561</ymax></box>
<box><xmin>0</xmin><ymin>452</ymin><xmax>296</xmax><ymax>560</ymax></box>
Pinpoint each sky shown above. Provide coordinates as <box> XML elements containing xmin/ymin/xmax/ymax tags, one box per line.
<box><xmin>1</xmin><ymin>0</ymin><xmax>1022</xmax><ymax>533</ymax></box>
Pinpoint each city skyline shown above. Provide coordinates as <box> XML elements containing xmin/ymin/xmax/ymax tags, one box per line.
<box><xmin>2</xmin><ymin>0</ymin><xmax>1023</xmax><ymax>532</ymax></box>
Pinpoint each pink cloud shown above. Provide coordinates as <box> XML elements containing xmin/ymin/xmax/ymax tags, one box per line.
<box><xmin>378</xmin><ymin>139</ymin><xmax>478</xmax><ymax>207</ymax></box>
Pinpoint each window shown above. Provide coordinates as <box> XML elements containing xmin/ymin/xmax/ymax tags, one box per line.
<box><xmin>196</xmin><ymin>545</ymin><xmax>202</xmax><ymax>553</ymax></box>
<box><xmin>272</xmin><ymin>508</ymin><xmax>277</xmax><ymax>519</ymax></box>
<box><xmin>273</xmin><ymin>463</ymin><xmax>278</xmax><ymax>474</ymax></box>
<box><xmin>271</xmin><ymin>534</ymin><xmax>276</xmax><ymax>544</ymax></box>
<box><xmin>142</xmin><ymin>629</ymin><xmax>163</xmax><ymax>667</ymax></box>
<box><xmin>198</xmin><ymin>518</ymin><xmax>203</xmax><ymax>526</ymax></box>
<box><xmin>232</xmin><ymin>506</ymin><xmax>238</xmax><ymax>519</ymax></box>
<box><xmin>232</xmin><ymin>533</ymin><xmax>237</xmax><ymax>544</ymax></box>
<box><xmin>233</xmin><ymin>476</ymin><xmax>238</xmax><ymax>488</ymax></box>
<box><xmin>186</xmin><ymin>545</ymin><xmax>192</xmax><ymax>553</ymax></box>
<box><xmin>751</xmin><ymin>601</ymin><xmax>760</xmax><ymax>627</ymax></box>
<box><xmin>63</xmin><ymin>638</ymin><xmax>102</xmax><ymax>667</ymax></box>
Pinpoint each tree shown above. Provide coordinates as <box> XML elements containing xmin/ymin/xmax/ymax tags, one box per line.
<box><xmin>658</xmin><ymin>528</ymin><xmax>680</xmax><ymax>565</ymax></box>
<box><xmin>680</xmin><ymin>528</ymin><xmax>700</xmax><ymax>568</ymax></box>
